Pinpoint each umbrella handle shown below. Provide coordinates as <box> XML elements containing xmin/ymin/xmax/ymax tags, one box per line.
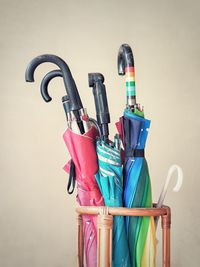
<box><xmin>40</xmin><ymin>69</ymin><xmax>63</xmax><ymax>102</ymax></box>
<box><xmin>38</xmin><ymin>68</ymin><xmax>85</xmax><ymax>133</ymax></box>
<box><xmin>88</xmin><ymin>73</ymin><xmax>110</xmax><ymax>143</ymax></box>
<box><xmin>155</xmin><ymin>165</ymin><xmax>183</xmax><ymax>229</ymax></box>
<box><xmin>25</xmin><ymin>54</ymin><xmax>83</xmax><ymax>111</ymax></box>
<box><xmin>157</xmin><ymin>164</ymin><xmax>183</xmax><ymax>208</ymax></box>
<box><xmin>40</xmin><ymin>69</ymin><xmax>71</xmax><ymax>118</ymax></box>
<box><xmin>117</xmin><ymin>43</ymin><xmax>135</xmax><ymax>75</ymax></box>
<box><xmin>117</xmin><ymin>44</ymin><xmax>136</xmax><ymax>107</ymax></box>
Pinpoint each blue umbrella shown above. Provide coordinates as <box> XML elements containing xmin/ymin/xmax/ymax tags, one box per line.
<box><xmin>117</xmin><ymin>44</ymin><xmax>156</xmax><ymax>267</ymax></box>
<box><xmin>95</xmin><ymin>137</ymin><xmax>131</xmax><ymax>267</ymax></box>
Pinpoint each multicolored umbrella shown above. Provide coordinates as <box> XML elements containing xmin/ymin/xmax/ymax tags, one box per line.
<box><xmin>89</xmin><ymin>73</ymin><xmax>131</xmax><ymax>267</ymax></box>
<box><xmin>117</xmin><ymin>44</ymin><xmax>156</xmax><ymax>267</ymax></box>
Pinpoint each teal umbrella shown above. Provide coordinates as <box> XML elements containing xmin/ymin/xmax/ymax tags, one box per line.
<box><xmin>95</xmin><ymin>136</ymin><xmax>131</xmax><ymax>267</ymax></box>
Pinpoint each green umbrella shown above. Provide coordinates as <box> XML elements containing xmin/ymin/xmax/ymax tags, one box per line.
<box><xmin>95</xmin><ymin>136</ymin><xmax>131</xmax><ymax>267</ymax></box>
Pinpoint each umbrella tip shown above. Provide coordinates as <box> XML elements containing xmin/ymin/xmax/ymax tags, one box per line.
<box><xmin>25</xmin><ymin>78</ymin><xmax>34</xmax><ymax>82</ymax></box>
<box><xmin>25</xmin><ymin>69</ymin><xmax>35</xmax><ymax>82</ymax></box>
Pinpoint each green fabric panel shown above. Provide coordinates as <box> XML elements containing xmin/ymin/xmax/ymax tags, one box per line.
<box><xmin>135</xmin><ymin>160</ymin><xmax>151</xmax><ymax>266</ymax></box>
<box><xmin>133</xmin><ymin>108</ymin><xmax>144</xmax><ymax>118</ymax></box>
<box><xmin>128</xmin><ymin>159</ymin><xmax>150</xmax><ymax>267</ymax></box>
<box><xmin>136</xmin><ymin>178</ymin><xmax>152</xmax><ymax>266</ymax></box>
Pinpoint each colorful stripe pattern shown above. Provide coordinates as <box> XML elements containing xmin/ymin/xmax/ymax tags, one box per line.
<box><xmin>125</xmin><ymin>66</ymin><xmax>136</xmax><ymax>97</ymax></box>
<box><xmin>123</xmin><ymin>111</ymin><xmax>156</xmax><ymax>267</ymax></box>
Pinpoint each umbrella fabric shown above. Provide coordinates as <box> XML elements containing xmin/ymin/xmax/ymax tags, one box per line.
<box><xmin>120</xmin><ymin>110</ymin><xmax>156</xmax><ymax>267</ymax></box>
<box><xmin>95</xmin><ymin>140</ymin><xmax>131</xmax><ymax>267</ymax></box>
<box><xmin>63</xmin><ymin>126</ymin><xmax>104</xmax><ymax>267</ymax></box>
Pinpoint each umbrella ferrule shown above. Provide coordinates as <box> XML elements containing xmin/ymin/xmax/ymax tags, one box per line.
<box><xmin>101</xmin><ymin>124</ymin><xmax>109</xmax><ymax>142</ymax></box>
<box><xmin>126</xmin><ymin>97</ymin><xmax>136</xmax><ymax>108</ymax></box>
<box><xmin>114</xmin><ymin>134</ymin><xmax>121</xmax><ymax>150</ymax></box>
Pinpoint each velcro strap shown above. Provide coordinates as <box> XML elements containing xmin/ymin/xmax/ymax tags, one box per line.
<box><xmin>125</xmin><ymin>149</ymin><xmax>145</xmax><ymax>158</ymax></box>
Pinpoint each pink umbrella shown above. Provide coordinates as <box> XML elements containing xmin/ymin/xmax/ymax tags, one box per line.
<box><xmin>25</xmin><ymin>54</ymin><xmax>104</xmax><ymax>267</ymax></box>
<box><xmin>39</xmin><ymin>67</ymin><xmax>104</xmax><ymax>267</ymax></box>
<box><xmin>63</xmin><ymin>125</ymin><xmax>104</xmax><ymax>267</ymax></box>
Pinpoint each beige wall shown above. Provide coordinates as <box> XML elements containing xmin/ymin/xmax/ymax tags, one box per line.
<box><xmin>0</xmin><ymin>0</ymin><xmax>199</xmax><ymax>266</ymax></box>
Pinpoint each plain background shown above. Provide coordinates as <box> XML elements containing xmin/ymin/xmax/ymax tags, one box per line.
<box><xmin>0</xmin><ymin>0</ymin><xmax>199</xmax><ymax>266</ymax></box>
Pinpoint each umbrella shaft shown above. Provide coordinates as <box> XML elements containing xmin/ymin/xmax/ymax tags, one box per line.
<box><xmin>101</xmin><ymin>124</ymin><xmax>109</xmax><ymax>143</ymax></box>
<box><xmin>126</xmin><ymin>96</ymin><xmax>136</xmax><ymax>108</ymax></box>
<box><xmin>73</xmin><ymin>110</ymin><xmax>85</xmax><ymax>134</ymax></box>
<box><xmin>125</xmin><ymin>66</ymin><xmax>136</xmax><ymax>107</ymax></box>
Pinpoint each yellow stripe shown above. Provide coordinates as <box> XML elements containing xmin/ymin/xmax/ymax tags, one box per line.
<box><xmin>126</xmin><ymin>77</ymin><xmax>135</xmax><ymax>82</ymax></box>
<box><xmin>141</xmin><ymin>217</ymin><xmax>156</xmax><ymax>267</ymax></box>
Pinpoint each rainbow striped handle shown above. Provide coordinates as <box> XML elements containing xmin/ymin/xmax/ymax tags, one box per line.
<box><xmin>125</xmin><ymin>66</ymin><xmax>136</xmax><ymax>97</ymax></box>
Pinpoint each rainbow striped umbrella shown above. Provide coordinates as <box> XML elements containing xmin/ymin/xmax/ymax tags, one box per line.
<box><xmin>117</xmin><ymin>44</ymin><xmax>156</xmax><ymax>267</ymax></box>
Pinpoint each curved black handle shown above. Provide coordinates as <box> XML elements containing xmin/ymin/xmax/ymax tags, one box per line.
<box><xmin>25</xmin><ymin>54</ymin><xmax>83</xmax><ymax>111</ymax></box>
<box><xmin>88</xmin><ymin>73</ymin><xmax>110</xmax><ymax>142</ymax></box>
<box><xmin>40</xmin><ymin>70</ymin><xmax>73</xmax><ymax>118</ymax></box>
<box><xmin>117</xmin><ymin>44</ymin><xmax>134</xmax><ymax>75</ymax></box>
<box><xmin>40</xmin><ymin>69</ymin><xmax>63</xmax><ymax>102</ymax></box>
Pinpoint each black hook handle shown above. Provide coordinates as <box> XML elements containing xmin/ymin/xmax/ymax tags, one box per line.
<box><xmin>25</xmin><ymin>54</ymin><xmax>83</xmax><ymax>111</ymax></box>
<box><xmin>88</xmin><ymin>73</ymin><xmax>110</xmax><ymax>143</ymax></box>
<box><xmin>40</xmin><ymin>70</ymin><xmax>72</xmax><ymax>118</ymax></box>
<box><xmin>40</xmin><ymin>69</ymin><xmax>63</xmax><ymax>102</ymax></box>
<box><xmin>117</xmin><ymin>44</ymin><xmax>134</xmax><ymax>75</ymax></box>
<box><xmin>40</xmin><ymin>71</ymin><xmax>76</xmax><ymax>195</ymax></box>
<box><xmin>39</xmin><ymin>68</ymin><xmax>85</xmax><ymax>134</ymax></box>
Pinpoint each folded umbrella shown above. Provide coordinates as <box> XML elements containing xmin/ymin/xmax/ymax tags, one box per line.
<box><xmin>89</xmin><ymin>73</ymin><xmax>131</xmax><ymax>267</ymax></box>
<box><xmin>117</xmin><ymin>44</ymin><xmax>156</xmax><ymax>267</ymax></box>
<box><xmin>25</xmin><ymin>58</ymin><xmax>104</xmax><ymax>267</ymax></box>
<box><xmin>40</xmin><ymin>69</ymin><xmax>77</xmax><ymax>194</ymax></box>
<box><xmin>41</xmin><ymin>68</ymin><xmax>105</xmax><ymax>267</ymax></box>
<box><xmin>63</xmin><ymin>125</ymin><xmax>104</xmax><ymax>267</ymax></box>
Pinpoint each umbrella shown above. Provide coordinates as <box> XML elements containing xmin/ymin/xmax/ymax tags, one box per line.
<box><xmin>89</xmin><ymin>73</ymin><xmax>131</xmax><ymax>267</ymax></box>
<box><xmin>25</xmin><ymin>57</ymin><xmax>104</xmax><ymax>267</ymax></box>
<box><xmin>117</xmin><ymin>44</ymin><xmax>156</xmax><ymax>267</ymax></box>
<box><xmin>155</xmin><ymin>165</ymin><xmax>183</xmax><ymax>227</ymax></box>
<box><xmin>41</xmin><ymin>68</ymin><xmax>104</xmax><ymax>267</ymax></box>
<box><xmin>40</xmin><ymin>69</ymin><xmax>77</xmax><ymax>194</ymax></box>
<box><xmin>63</xmin><ymin>125</ymin><xmax>104</xmax><ymax>267</ymax></box>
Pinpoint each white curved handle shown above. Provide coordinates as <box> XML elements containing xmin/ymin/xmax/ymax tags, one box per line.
<box><xmin>157</xmin><ymin>164</ymin><xmax>183</xmax><ymax>208</ymax></box>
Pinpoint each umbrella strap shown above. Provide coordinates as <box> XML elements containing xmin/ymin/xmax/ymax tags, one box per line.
<box><xmin>67</xmin><ymin>160</ymin><xmax>76</xmax><ymax>194</ymax></box>
<box><xmin>125</xmin><ymin>148</ymin><xmax>144</xmax><ymax>158</ymax></box>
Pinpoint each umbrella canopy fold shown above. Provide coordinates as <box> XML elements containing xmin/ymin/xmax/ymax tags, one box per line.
<box><xmin>95</xmin><ymin>139</ymin><xmax>131</xmax><ymax>267</ymax></box>
<box><xmin>122</xmin><ymin>110</ymin><xmax>156</xmax><ymax>267</ymax></box>
<box><xmin>63</xmin><ymin>126</ymin><xmax>104</xmax><ymax>267</ymax></box>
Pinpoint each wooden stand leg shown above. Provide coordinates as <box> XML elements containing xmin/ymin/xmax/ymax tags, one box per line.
<box><xmin>97</xmin><ymin>208</ymin><xmax>113</xmax><ymax>267</ymax></box>
<box><xmin>161</xmin><ymin>207</ymin><xmax>171</xmax><ymax>267</ymax></box>
<box><xmin>77</xmin><ymin>214</ymin><xmax>84</xmax><ymax>267</ymax></box>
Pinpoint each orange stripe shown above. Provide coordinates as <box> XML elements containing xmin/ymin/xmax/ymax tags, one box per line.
<box><xmin>125</xmin><ymin>66</ymin><xmax>135</xmax><ymax>73</ymax></box>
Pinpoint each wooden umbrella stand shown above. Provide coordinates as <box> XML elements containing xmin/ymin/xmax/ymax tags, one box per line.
<box><xmin>76</xmin><ymin>205</ymin><xmax>171</xmax><ymax>267</ymax></box>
